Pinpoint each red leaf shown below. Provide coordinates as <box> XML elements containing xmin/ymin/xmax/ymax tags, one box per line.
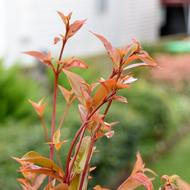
<box><xmin>67</xmin><ymin>19</ymin><xmax>86</xmax><ymax>38</ymax></box>
<box><xmin>125</xmin><ymin>39</ymin><xmax>141</xmax><ymax>58</ymax></box>
<box><xmin>117</xmin><ymin>152</ymin><xmax>155</xmax><ymax>190</ymax></box>
<box><xmin>24</xmin><ymin>51</ymin><xmax>52</xmax><ymax>67</ymax></box>
<box><xmin>78</xmin><ymin>104</ymin><xmax>87</xmax><ymax>122</ymax></box>
<box><xmin>57</xmin><ymin>11</ymin><xmax>72</xmax><ymax>26</ymax></box>
<box><xmin>63</xmin><ymin>58</ymin><xmax>88</xmax><ymax>69</ymax></box>
<box><xmin>54</xmin><ymin>36</ymin><xmax>61</xmax><ymax>45</ymax></box>
<box><xmin>137</xmin><ymin>51</ymin><xmax>157</xmax><ymax>67</ymax></box>
<box><xmin>92</xmin><ymin>32</ymin><xmax>119</xmax><ymax>64</ymax></box>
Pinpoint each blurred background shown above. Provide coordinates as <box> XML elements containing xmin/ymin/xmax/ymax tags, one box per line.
<box><xmin>1</xmin><ymin>0</ymin><xmax>190</xmax><ymax>189</ymax></box>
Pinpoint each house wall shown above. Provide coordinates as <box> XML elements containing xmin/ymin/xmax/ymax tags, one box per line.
<box><xmin>0</xmin><ymin>0</ymin><xmax>6</xmax><ymax>57</ymax></box>
<box><xmin>1</xmin><ymin>0</ymin><xmax>161</xmax><ymax>65</ymax></box>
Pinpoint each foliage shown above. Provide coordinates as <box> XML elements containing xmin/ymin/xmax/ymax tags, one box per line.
<box><xmin>13</xmin><ymin>11</ymin><xmax>190</xmax><ymax>190</ymax></box>
<box><xmin>1</xmin><ymin>78</ymin><xmax>189</xmax><ymax>190</ymax></box>
<box><xmin>0</xmin><ymin>63</ymin><xmax>40</xmax><ymax>123</ymax></box>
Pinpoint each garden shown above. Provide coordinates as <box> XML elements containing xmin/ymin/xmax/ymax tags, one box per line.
<box><xmin>1</xmin><ymin>8</ymin><xmax>190</xmax><ymax>190</ymax></box>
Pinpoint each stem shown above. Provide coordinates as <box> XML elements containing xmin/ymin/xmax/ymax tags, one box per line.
<box><xmin>78</xmin><ymin>61</ymin><xmax>123</xmax><ymax>189</ymax></box>
<box><xmin>65</xmin><ymin>121</ymin><xmax>87</xmax><ymax>183</ymax></box>
<box><xmin>59</xmin><ymin>40</ymin><xmax>67</xmax><ymax>61</ymax></box>
<box><xmin>66</xmin><ymin>57</ymin><xmax>124</xmax><ymax>184</ymax></box>
<box><xmin>56</xmin><ymin>150</ymin><xmax>63</xmax><ymax>169</ymax></box>
<box><xmin>78</xmin><ymin>138</ymin><xmax>95</xmax><ymax>190</ymax></box>
<box><xmin>65</xmin><ymin>102</ymin><xmax>106</xmax><ymax>183</ymax></box>
<box><xmin>57</xmin><ymin>22</ymin><xmax>69</xmax><ymax>73</ymax></box>
<box><xmin>49</xmin><ymin>23</ymin><xmax>69</xmax><ymax>160</ymax></box>
<box><xmin>58</xmin><ymin>103</ymin><xmax>71</xmax><ymax>130</ymax></box>
<box><xmin>67</xmin><ymin>125</ymin><xmax>86</xmax><ymax>182</ymax></box>
<box><xmin>49</xmin><ymin>73</ymin><xmax>59</xmax><ymax>160</ymax></box>
<box><xmin>39</xmin><ymin>116</ymin><xmax>49</xmax><ymax>142</ymax></box>
<box><xmin>78</xmin><ymin>98</ymin><xmax>113</xmax><ymax>190</ymax></box>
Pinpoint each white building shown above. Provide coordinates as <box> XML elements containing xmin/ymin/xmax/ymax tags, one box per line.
<box><xmin>0</xmin><ymin>0</ymin><xmax>161</xmax><ymax>65</ymax></box>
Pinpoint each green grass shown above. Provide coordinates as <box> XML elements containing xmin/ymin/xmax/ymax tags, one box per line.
<box><xmin>151</xmin><ymin>132</ymin><xmax>190</xmax><ymax>188</ymax></box>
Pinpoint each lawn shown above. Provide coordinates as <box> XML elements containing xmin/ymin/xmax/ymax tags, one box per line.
<box><xmin>151</xmin><ymin>132</ymin><xmax>190</xmax><ymax>188</ymax></box>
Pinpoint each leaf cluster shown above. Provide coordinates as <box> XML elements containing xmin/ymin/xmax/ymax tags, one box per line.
<box><xmin>14</xmin><ymin>11</ymin><xmax>190</xmax><ymax>190</ymax></box>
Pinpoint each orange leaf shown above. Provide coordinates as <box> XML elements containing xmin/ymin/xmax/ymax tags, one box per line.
<box><xmin>57</xmin><ymin>11</ymin><xmax>72</xmax><ymax>26</ymax></box>
<box><xmin>29</xmin><ymin>98</ymin><xmax>47</xmax><ymax>117</ymax></box>
<box><xmin>14</xmin><ymin>151</ymin><xmax>63</xmax><ymax>175</ymax></box>
<box><xmin>94</xmin><ymin>185</ymin><xmax>110</xmax><ymax>190</ymax></box>
<box><xmin>92</xmin><ymin>79</ymin><xmax>116</xmax><ymax>108</ymax></box>
<box><xmin>136</xmin><ymin>51</ymin><xmax>157</xmax><ymax>67</ymax></box>
<box><xmin>63</xmin><ymin>69</ymin><xmax>88</xmax><ymax>104</ymax></box>
<box><xmin>33</xmin><ymin>174</ymin><xmax>46</xmax><ymax>189</ymax></box>
<box><xmin>131</xmin><ymin>152</ymin><xmax>144</xmax><ymax>175</ymax></box>
<box><xmin>118</xmin><ymin>173</ymin><xmax>153</xmax><ymax>190</ymax></box>
<box><xmin>58</xmin><ymin>85</ymin><xmax>73</xmax><ymax>103</ymax></box>
<box><xmin>176</xmin><ymin>177</ymin><xmax>190</xmax><ymax>190</ymax></box>
<box><xmin>17</xmin><ymin>173</ymin><xmax>46</xmax><ymax>190</ymax></box>
<box><xmin>53</xmin><ymin>183</ymin><xmax>69</xmax><ymax>190</ymax></box>
<box><xmin>64</xmin><ymin>58</ymin><xmax>88</xmax><ymax>69</ymax></box>
<box><xmin>52</xmin><ymin>129</ymin><xmax>67</xmax><ymax>151</ymax></box>
<box><xmin>24</xmin><ymin>51</ymin><xmax>52</xmax><ymax>67</ymax></box>
<box><xmin>125</xmin><ymin>39</ymin><xmax>141</xmax><ymax>58</ymax></box>
<box><xmin>92</xmin><ymin>32</ymin><xmax>119</xmax><ymax>64</ymax></box>
<box><xmin>20</xmin><ymin>168</ymin><xmax>63</xmax><ymax>182</ymax></box>
<box><xmin>17</xmin><ymin>178</ymin><xmax>35</xmax><ymax>190</ymax></box>
<box><xmin>117</xmin><ymin>152</ymin><xmax>154</xmax><ymax>190</ymax></box>
<box><xmin>67</xmin><ymin>19</ymin><xmax>86</xmax><ymax>38</ymax></box>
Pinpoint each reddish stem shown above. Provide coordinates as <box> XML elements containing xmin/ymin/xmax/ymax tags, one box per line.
<box><xmin>78</xmin><ymin>61</ymin><xmax>124</xmax><ymax>189</ymax></box>
<box><xmin>49</xmin><ymin>23</ymin><xmax>69</xmax><ymax>161</ymax></box>
<box><xmin>78</xmin><ymin>138</ymin><xmax>95</xmax><ymax>190</ymax></box>
<box><xmin>78</xmin><ymin>99</ymin><xmax>113</xmax><ymax>190</ymax></box>
<box><xmin>49</xmin><ymin>73</ymin><xmax>59</xmax><ymax>160</ymax></box>
<box><xmin>58</xmin><ymin>102</ymin><xmax>70</xmax><ymax>130</ymax></box>
<box><xmin>65</xmin><ymin>102</ymin><xmax>106</xmax><ymax>183</ymax></box>
<box><xmin>39</xmin><ymin>116</ymin><xmax>49</xmax><ymax>142</ymax></box>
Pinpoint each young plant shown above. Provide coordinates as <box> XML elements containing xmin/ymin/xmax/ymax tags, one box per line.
<box><xmin>14</xmin><ymin>11</ymin><xmax>190</xmax><ymax>190</ymax></box>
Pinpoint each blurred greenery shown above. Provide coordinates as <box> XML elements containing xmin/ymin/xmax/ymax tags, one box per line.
<box><xmin>0</xmin><ymin>51</ymin><xmax>190</xmax><ymax>190</ymax></box>
<box><xmin>0</xmin><ymin>61</ymin><xmax>40</xmax><ymax>123</ymax></box>
<box><xmin>151</xmin><ymin>132</ymin><xmax>190</xmax><ymax>189</ymax></box>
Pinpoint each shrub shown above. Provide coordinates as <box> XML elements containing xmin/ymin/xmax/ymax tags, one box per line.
<box><xmin>13</xmin><ymin>10</ymin><xmax>190</xmax><ymax>190</ymax></box>
<box><xmin>0</xmin><ymin>63</ymin><xmax>39</xmax><ymax>123</ymax></box>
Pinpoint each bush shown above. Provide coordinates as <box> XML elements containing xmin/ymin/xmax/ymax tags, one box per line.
<box><xmin>91</xmin><ymin>80</ymin><xmax>190</xmax><ymax>188</ymax></box>
<box><xmin>0</xmin><ymin>62</ymin><xmax>40</xmax><ymax>123</ymax></box>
